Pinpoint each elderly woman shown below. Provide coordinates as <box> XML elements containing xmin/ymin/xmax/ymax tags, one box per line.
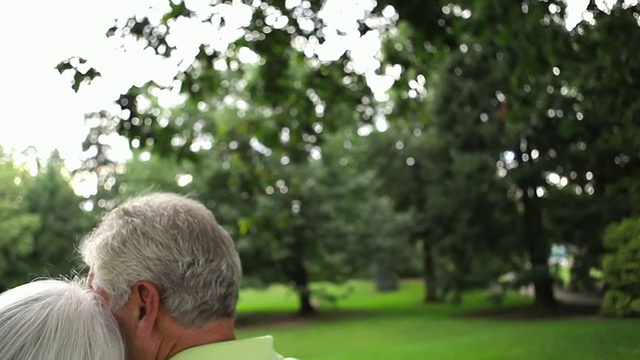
<box><xmin>0</xmin><ymin>279</ymin><xmax>125</xmax><ymax>360</ymax></box>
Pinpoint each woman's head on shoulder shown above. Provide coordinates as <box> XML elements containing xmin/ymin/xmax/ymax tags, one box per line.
<box><xmin>0</xmin><ymin>278</ymin><xmax>124</xmax><ymax>360</ymax></box>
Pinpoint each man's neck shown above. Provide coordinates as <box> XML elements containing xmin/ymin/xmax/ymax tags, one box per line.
<box><xmin>157</xmin><ymin>318</ymin><xmax>236</xmax><ymax>360</ymax></box>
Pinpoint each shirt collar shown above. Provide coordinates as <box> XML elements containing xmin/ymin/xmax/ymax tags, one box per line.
<box><xmin>170</xmin><ymin>336</ymin><xmax>281</xmax><ymax>360</ymax></box>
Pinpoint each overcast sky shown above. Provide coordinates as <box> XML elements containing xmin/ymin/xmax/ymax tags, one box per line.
<box><xmin>0</xmin><ymin>0</ymin><xmax>177</xmax><ymax>169</ymax></box>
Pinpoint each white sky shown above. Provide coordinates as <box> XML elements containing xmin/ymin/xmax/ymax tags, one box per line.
<box><xmin>0</xmin><ymin>0</ymin><xmax>176</xmax><ymax>169</ymax></box>
<box><xmin>0</xmin><ymin>0</ymin><xmax>598</xmax><ymax>172</ymax></box>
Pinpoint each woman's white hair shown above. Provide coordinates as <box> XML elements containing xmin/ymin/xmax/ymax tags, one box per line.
<box><xmin>0</xmin><ymin>279</ymin><xmax>125</xmax><ymax>360</ymax></box>
<box><xmin>79</xmin><ymin>192</ymin><xmax>242</xmax><ymax>328</ymax></box>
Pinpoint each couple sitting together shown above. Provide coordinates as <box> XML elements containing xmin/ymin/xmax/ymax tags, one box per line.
<box><xmin>0</xmin><ymin>192</ymin><xmax>294</xmax><ymax>360</ymax></box>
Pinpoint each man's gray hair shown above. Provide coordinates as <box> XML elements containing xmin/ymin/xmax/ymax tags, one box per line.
<box><xmin>80</xmin><ymin>192</ymin><xmax>242</xmax><ymax>328</ymax></box>
<box><xmin>0</xmin><ymin>279</ymin><xmax>125</xmax><ymax>360</ymax></box>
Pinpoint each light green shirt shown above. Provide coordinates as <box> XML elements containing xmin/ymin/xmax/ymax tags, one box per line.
<box><xmin>170</xmin><ymin>336</ymin><xmax>295</xmax><ymax>360</ymax></box>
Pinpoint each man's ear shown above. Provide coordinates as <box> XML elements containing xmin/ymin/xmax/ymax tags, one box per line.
<box><xmin>130</xmin><ymin>281</ymin><xmax>161</xmax><ymax>336</ymax></box>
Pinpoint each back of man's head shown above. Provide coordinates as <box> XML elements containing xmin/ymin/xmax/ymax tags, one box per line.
<box><xmin>80</xmin><ymin>192</ymin><xmax>242</xmax><ymax>328</ymax></box>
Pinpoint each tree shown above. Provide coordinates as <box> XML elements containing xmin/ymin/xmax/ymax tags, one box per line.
<box><xmin>0</xmin><ymin>148</ymin><xmax>40</xmax><ymax>290</ymax></box>
<box><xmin>23</xmin><ymin>150</ymin><xmax>96</xmax><ymax>278</ymax></box>
<box><xmin>561</xmin><ymin>2</ymin><xmax>640</xmax><ymax>248</ymax></box>
<box><xmin>368</xmin><ymin>0</ymin><xmax>640</xmax><ymax>306</ymax></box>
<box><xmin>601</xmin><ymin>216</ymin><xmax>640</xmax><ymax>317</ymax></box>
<box><xmin>362</xmin><ymin>49</ymin><xmax>522</xmax><ymax>303</ymax></box>
<box><xmin>59</xmin><ymin>0</ymin><xmax>640</xmax><ymax>310</ymax></box>
<box><xmin>207</xmin><ymin>131</ymin><xmax>412</xmax><ymax>314</ymax></box>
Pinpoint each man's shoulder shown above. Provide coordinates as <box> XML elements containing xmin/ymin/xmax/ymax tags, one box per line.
<box><xmin>279</xmin><ymin>355</ymin><xmax>299</xmax><ymax>360</ymax></box>
<box><xmin>279</xmin><ymin>356</ymin><xmax>299</xmax><ymax>360</ymax></box>
<box><xmin>170</xmin><ymin>336</ymin><xmax>299</xmax><ymax>360</ymax></box>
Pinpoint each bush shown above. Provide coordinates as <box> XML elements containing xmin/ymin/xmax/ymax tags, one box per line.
<box><xmin>601</xmin><ymin>217</ymin><xmax>640</xmax><ymax>317</ymax></box>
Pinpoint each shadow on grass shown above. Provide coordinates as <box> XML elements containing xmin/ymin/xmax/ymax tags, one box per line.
<box><xmin>458</xmin><ymin>303</ymin><xmax>601</xmax><ymax>320</ymax></box>
<box><xmin>236</xmin><ymin>280</ymin><xmax>607</xmax><ymax>330</ymax></box>
<box><xmin>237</xmin><ymin>302</ymin><xmax>602</xmax><ymax>331</ymax></box>
<box><xmin>235</xmin><ymin>310</ymin><xmax>367</xmax><ymax>330</ymax></box>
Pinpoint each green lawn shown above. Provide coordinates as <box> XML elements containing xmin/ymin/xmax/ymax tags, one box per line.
<box><xmin>236</xmin><ymin>280</ymin><xmax>640</xmax><ymax>360</ymax></box>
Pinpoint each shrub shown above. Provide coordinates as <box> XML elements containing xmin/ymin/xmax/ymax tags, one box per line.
<box><xmin>601</xmin><ymin>217</ymin><xmax>640</xmax><ymax>317</ymax></box>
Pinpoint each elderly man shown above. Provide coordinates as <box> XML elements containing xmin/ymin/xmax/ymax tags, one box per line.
<box><xmin>81</xmin><ymin>192</ymin><xmax>295</xmax><ymax>360</ymax></box>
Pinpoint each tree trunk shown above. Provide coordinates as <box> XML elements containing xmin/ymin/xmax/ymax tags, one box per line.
<box><xmin>533</xmin><ymin>276</ymin><xmax>556</xmax><ymax>307</ymax></box>
<box><xmin>289</xmin><ymin>256</ymin><xmax>316</xmax><ymax>316</ymax></box>
<box><xmin>372</xmin><ymin>261</ymin><xmax>399</xmax><ymax>292</ymax></box>
<box><xmin>423</xmin><ymin>238</ymin><xmax>439</xmax><ymax>303</ymax></box>
<box><xmin>296</xmin><ymin>287</ymin><xmax>315</xmax><ymax>316</ymax></box>
<box><xmin>522</xmin><ymin>188</ymin><xmax>557</xmax><ymax>307</ymax></box>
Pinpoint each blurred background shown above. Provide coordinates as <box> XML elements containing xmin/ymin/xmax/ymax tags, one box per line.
<box><xmin>1</xmin><ymin>0</ymin><xmax>640</xmax><ymax>358</ymax></box>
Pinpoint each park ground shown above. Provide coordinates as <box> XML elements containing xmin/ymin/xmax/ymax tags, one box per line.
<box><xmin>235</xmin><ymin>279</ymin><xmax>640</xmax><ymax>360</ymax></box>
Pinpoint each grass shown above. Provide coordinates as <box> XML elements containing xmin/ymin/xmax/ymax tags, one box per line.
<box><xmin>236</xmin><ymin>279</ymin><xmax>640</xmax><ymax>360</ymax></box>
